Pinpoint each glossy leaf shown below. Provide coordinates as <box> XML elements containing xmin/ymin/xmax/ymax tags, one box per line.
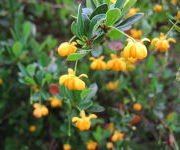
<box><xmin>106</xmin><ymin>8</ymin><xmax>121</xmax><ymax>26</ymax></box>
<box><xmin>90</xmin><ymin>4</ymin><xmax>108</xmax><ymax>19</ymax></box>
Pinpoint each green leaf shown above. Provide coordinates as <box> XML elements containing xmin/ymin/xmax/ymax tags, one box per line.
<box><xmin>117</xmin><ymin>13</ymin><xmax>144</xmax><ymax>29</ymax></box>
<box><xmin>107</xmin><ymin>27</ymin><xmax>124</xmax><ymax>39</ymax></box>
<box><xmin>24</xmin><ymin>77</ymin><xmax>36</xmax><ymax>85</ymax></box>
<box><xmin>78</xmin><ymin>99</ymin><xmax>93</xmax><ymax>110</ymax></box>
<box><xmin>123</xmin><ymin>0</ymin><xmax>137</xmax><ymax>13</ymax></box>
<box><xmin>77</xmin><ymin>4</ymin><xmax>84</xmax><ymax>38</ymax></box>
<box><xmin>23</xmin><ymin>21</ymin><xmax>32</xmax><ymax>41</ymax></box>
<box><xmin>90</xmin><ymin>4</ymin><xmax>108</xmax><ymax>19</ymax></box>
<box><xmin>26</xmin><ymin>64</ymin><xmax>37</xmax><ymax>77</ymax></box>
<box><xmin>38</xmin><ymin>52</ymin><xmax>50</xmax><ymax>66</ymax></box>
<box><xmin>89</xmin><ymin>14</ymin><xmax>106</xmax><ymax>37</ymax></box>
<box><xmin>86</xmin><ymin>83</ymin><xmax>98</xmax><ymax>99</ymax></box>
<box><xmin>82</xmin><ymin>13</ymin><xmax>91</xmax><ymax>36</ymax></box>
<box><xmin>115</xmin><ymin>0</ymin><xmax>126</xmax><ymax>9</ymax></box>
<box><xmin>106</xmin><ymin>8</ymin><xmax>121</xmax><ymax>26</ymax></box>
<box><xmin>66</xmin><ymin>52</ymin><xmax>87</xmax><ymax>61</ymax></box>
<box><xmin>89</xmin><ymin>104</ymin><xmax>105</xmax><ymax>112</ymax></box>
<box><xmin>86</xmin><ymin>0</ymin><xmax>96</xmax><ymax>9</ymax></box>
<box><xmin>81</xmin><ymin>88</ymin><xmax>93</xmax><ymax>99</ymax></box>
<box><xmin>71</xmin><ymin>22</ymin><xmax>77</xmax><ymax>36</ymax></box>
<box><xmin>12</xmin><ymin>41</ymin><xmax>23</xmax><ymax>57</ymax></box>
<box><xmin>18</xmin><ymin>63</ymin><xmax>28</xmax><ymax>76</ymax></box>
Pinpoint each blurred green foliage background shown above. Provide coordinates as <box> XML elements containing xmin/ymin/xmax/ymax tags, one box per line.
<box><xmin>0</xmin><ymin>0</ymin><xmax>179</xmax><ymax>150</ymax></box>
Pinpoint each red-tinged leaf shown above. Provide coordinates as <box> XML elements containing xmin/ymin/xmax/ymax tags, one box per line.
<box><xmin>129</xmin><ymin>115</ymin><xmax>141</xmax><ymax>125</ymax></box>
<box><xmin>168</xmin><ymin>133</ymin><xmax>174</xmax><ymax>146</ymax></box>
<box><xmin>49</xmin><ymin>84</ymin><xmax>59</xmax><ymax>96</ymax></box>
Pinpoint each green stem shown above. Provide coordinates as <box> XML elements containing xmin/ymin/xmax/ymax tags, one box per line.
<box><xmin>166</xmin><ymin>20</ymin><xmax>178</xmax><ymax>37</ymax></box>
<box><xmin>74</xmin><ymin>60</ymin><xmax>78</xmax><ymax>74</ymax></box>
<box><xmin>125</xmin><ymin>87</ymin><xmax>136</xmax><ymax>102</ymax></box>
<box><xmin>121</xmin><ymin>31</ymin><xmax>135</xmax><ymax>42</ymax></box>
<box><xmin>69</xmin><ymin>35</ymin><xmax>76</xmax><ymax>43</ymax></box>
<box><xmin>67</xmin><ymin>98</ymin><xmax>72</xmax><ymax>137</ymax></box>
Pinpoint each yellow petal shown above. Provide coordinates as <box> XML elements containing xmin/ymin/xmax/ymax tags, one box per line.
<box><xmin>141</xmin><ymin>38</ymin><xmax>150</xmax><ymax>43</ymax></box>
<box><xmin>72</xmin><ymin>117</ymin><xmax>80</xmax><ymax>122</ymax></box>
<box><xmin>79</xmin><ymin>74</ymin><xmax>88</xmax><ymax>78</ymax></box>
<box><xmin>89</xmin><ymin>114</ymin><xmax>97</xmax><ymax>119</ymax></box>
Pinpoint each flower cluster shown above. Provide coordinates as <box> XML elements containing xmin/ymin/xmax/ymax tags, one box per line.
<box><xmin>59</xmin><ymin>68</ymin><xmax>88</xmax><ymax>90</ymax></box>
<box><xmin>72</xmin><ymin>110</ymin><xmax>97</xmax><ymax>131</ymax></box>
<box><xmin>58</xmin><ymin>42</ymin><xmax>77</xmax><ymax>56</ymax></box>
<box><xmin>151</xmin><ymin>33</ymin><xmax>176</xmax><ymax>52</ymax></box>
<box><xmin>33</xmin><ymin>103</ymin><xmax>49</xmax><ymax>118</ymax></box>
<box><xmin>49</xmin><ymin>97</ymin><xmax>62</xmax><ymax>108</ymax></box>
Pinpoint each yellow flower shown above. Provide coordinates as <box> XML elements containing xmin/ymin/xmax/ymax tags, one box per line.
<box><xmin>111</xmin><ymin>131</ymin><xmax>124</xmax><ymax>142</ymax></box>
<box><xmin>72</xmin><ymin>110</ymin><xmax>97</xmax><ymax>131</ymax></box>
<box><xmin>59</xmin><ymin>68</ymin><xmax>88</xmax><ymax>90</ymax></box>
<box><xmin>171</xmin><ymin>0</ymin><xmax>177</xmax><ymax>5</ymax></box>
<box><xmin>130</xmin><ymin>29</ymin><xmax>142</xmax><ymax>39</ymax></box>
<box><xmin>63</xmin><ymin>144</ymin><xmax>71</xmax><ymax>150</ymax></box>
<box><xmin>106</xmin><ymin>123</ymin><xmax>115</xmax><ymax>131</ymax></box>
<box><xmin>49</xmin><ymin>97</ymin><xmax>62</xmax><ymax>108</ymax></box>
<box><xmin>133</xmin><ymin>103</ymin><xmax>142</xmax><ymax>111</ymax></box>
<box><xmin>110</xmin><ymin>0</ymin><xmax>116</xmax><ymax>4</ymax></box>
<box><xmin>122</xmin><ymin>38</ymin><xmax>150</xmax><ymax>60</ymax></box>
<box><xmin>153</xmin><ymin>4</ymin><xmax>163</xmax><ymax>12</ymax></box>
<box><xmin>33</xmin><ymin>103</ymin><xmax>49</xmax><ymax>118</ymax></box>
<box><xmin>58</xmin><ymin>42</ymin><xmax>77</xmax><ymax>56</ymax></box>
<box><xmin>151</xmin><ymin>33</ymin><xmax>176</xmax><ymax>52</ymax></box>
<box><xmin>0</xmin><ymin>78</ymin><xmax>3</xmax><ymax>84</ymax></box>
<box><xmin>126</xmin><ymin>61</ymin><xmax>136</xmax><ymax>71</ymax></box>
<box><xmin>177</xmin><ymin>10</ymin><xmax>180</xmax><ymax>19</ymax></box>
<box><xmin>86</xmin><ymin>141</ymin><xmax>98</xmax><ymax>150</ymax></box>
<box><xmin>106</xmin><ymin>80</ymin><xmax>119</xmax><ymax>91</ymax></box>
<box><xmin>127</xmin><ymin>8</ymin><xmax>140</xmax><ymax>17</ymax></box>
<box><xmin>107</xmin><ymin>54</ymin><xmax>126</xmax><ymax>71</ymax></box>
<box><xmin>89</xmin><ymin>56</ymin><xmax>107</xmax><ymax>70</ymax></box>
<box><xmin>106</xmin><ymin>142</ymin><xmax>114</xmax><ymax>149</ymax></box>
<box><xmin>28</xmin><ymin>125</ymin><xmax>36</xmax><ymax>132</ymax></box>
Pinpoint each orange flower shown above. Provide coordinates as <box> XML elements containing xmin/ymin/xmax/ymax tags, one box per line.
<box><xmin>59</xmin><ymin>68</ymin><xmax>88</xmax><ymax>90</ymax></box>
<box><xmin>127</xmin><ymin>8</ymin><xmax>140</xmax><ymax>17</ymax></box>
<box><xmin>133</xmin><ymin>103</ymin><xmax>142</xmax><ymax>111</ymax></box>
<box><xmin>171</xmin><ymin>0</ymin><xmax>177</xmax><ymax>5</ymax></box>
<box><xmin>0</xmin><ymin>78</ymin><xmax>3</xmax><ymax>85</ymax></box>
<box><xmin>122</xmin><ymin>38</ymin><xmax>150</xmax><ymax>60</ymax></box>
<box><xmin>28</xmin><ymin>125</ymin><xmax>36</xmax><ymax>132</ymax></box>
<box><xmin>177</xmin><ymin>10</ymin><xmax>180</xmax><ymax>19</ymax></box>
<box><xmin>111</xmin><ymin>131</ymin><xmax>124</xmax><ymax>142</ymax></box>
<box><xmin>106</xmin><ymin>123</ymin><xmax>115</xmax><ymax>131</ymax></box>
<box><xmin>130</xmin><ymin>29</ymin><xmax>142</xmax><ymax>39</ymax></box>
<box><xmin>63</xmin><ymin>144</ymin><xmax>71</xmax><ymax>150</ymax></box>
<box><xmin>89</xmin><ymin>56</ymin><xmax>106</xmax><ymax>70</ymax></box>
<box><xmin>86</xmin><ymin>141</ymin><xmax>98</xmax><ymax>150</ymax></box>
<box><xmin>107</xmin><ymin>54</ymin><xmax>126</xmax><ymax>71</ymax></box>
<box><xmin>31</xmin><ymin>85</ymin><xmax>39</xmax><ymax>92</ymax></box>
<box><xmin>151</xmin><ymin>33</ymin><xmax>176</xmax><ymax>52</ymax></box>
<box><xmin>106</xmin><ymin>80</ymin><xmax>119</xmax><ymax>91</ymax></box>
<box><xmin>49</xmin><ymin>97</ymin><xmax>62</xmax><ymax>107</ymax></box>
<box><xmin>58</xmin><ymin>42</ymin><xmax>77</xmax><ymax>56</ymax></box>
<box><xmin>106</xmin><ymin>142</ymin><xmax>114</xmax><ymax>149</ymax></box>
<box><xmin>153</xmin><ymin>4</ymin><xmax>163</xmax><ymax>12</ymax></box>
<box><xmin>72</xmin><ymin>110</ymin><xmax>97</xmax><ymax>131</ymax></box>
<box><xmin>33</xmin><ymin>103</ymin><xmax>49</xmax><ymax>118</ymax></box>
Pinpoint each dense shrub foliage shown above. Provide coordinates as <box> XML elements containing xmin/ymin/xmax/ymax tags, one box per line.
<box><xmin>0</xmin><ymin>0</ymin><xmax>180</xmax><ymax>150</ymax></box>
